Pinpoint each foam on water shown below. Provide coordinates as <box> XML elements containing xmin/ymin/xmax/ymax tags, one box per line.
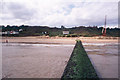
<box><xmin>2</xmin><ymin>42</ymin><xmax>119</xmax><ymax>47</ymax></box>
<box><xmin>2</xmin><ymin>43</ymin><xmax>75</xmax><ymax>47</ymax></box>
<box><xmin>83</xmin><ymin>43</ymin><xmax>119</xmax><ymax>46</ymax></box>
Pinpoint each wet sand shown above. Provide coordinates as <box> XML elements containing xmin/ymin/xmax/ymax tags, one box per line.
<box><xmin>2</xmin><ymin>43</ymin><xmax>74</xmax><ymax>78</ymax></box>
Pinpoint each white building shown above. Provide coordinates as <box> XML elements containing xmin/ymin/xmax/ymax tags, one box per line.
<box><xmin>63</xmin><ymin>31</ymin><xmax>69</xmax><ymax>35</ymax></box>
<box><xmin>1</xmin><ymin>31</ymin><xmax>19</xmax><ymax>35</ymax></box>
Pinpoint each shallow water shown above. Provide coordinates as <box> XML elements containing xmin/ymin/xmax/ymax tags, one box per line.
<box><xmin>84</xmin><ymin>43</ymin><xmax>118</xmax><ymax>78</ymax></box>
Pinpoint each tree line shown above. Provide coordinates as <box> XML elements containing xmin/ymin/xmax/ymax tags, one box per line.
<box><xmin>0</xmin><ymin>25</ymin><xmax>120</xmax><ymax>37</ymax></box>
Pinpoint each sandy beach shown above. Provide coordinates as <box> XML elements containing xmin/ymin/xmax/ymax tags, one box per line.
<box><xmin>1</xmin><ymin>36</ymin><xmax>118</xmax><ymax>44</ymax></box>
<box><xmin>1</xmin><ymin>36</ymin><xmax>119</xmax><ymax>78</ymax></box>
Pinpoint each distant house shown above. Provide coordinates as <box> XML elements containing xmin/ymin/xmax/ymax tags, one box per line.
<box><xmin>9</xmin><ymin>31</ymin><xmax>19</xmax><ymax>34</ymax></box>
<box><xmin>1</xmin><ymin>31</ymin><xmax>8</xmax><ymax>35</ymax></box>
<box><xmin>0</xmin><ymin>32</ymin><xmax>3</xmax><ymax>35</ymax></box>
<box><xmin>1</xmin><ymin>31</ymin><xmax>19</xmax><ymax>35</ymax></box>
<box><xmin>42</xmin><ymin>31</ymin><xmax>47</xmax><ymax>34</ymax></box>
<box><xmin>63</xmin><ymin>31</ymin><xmax>69</xmax><ymax>35</ymax></box>
<box><xmin>19</xmin><ymin>29</ymin><xmax>23</xmax><ymax>32</ymax></box>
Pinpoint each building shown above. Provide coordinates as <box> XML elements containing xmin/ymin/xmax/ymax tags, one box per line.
<box><xmin>10</xmin><ymin>31</ymin><xmax>19</xmax><ymax>34</ymax></box>
<box><xmin>63</xmin><ymin>31</ymin><xmax>69</xmax><ymax>35</ymax></box>
<box><xmin>1</xmin><ymin>31</ymin><xmax>19</xmax><ymax>35</ymax></box>
<box><xmin>0</xmin><ymin>32</ymin><xmax>7</xmax><ymax>35</ymax></box>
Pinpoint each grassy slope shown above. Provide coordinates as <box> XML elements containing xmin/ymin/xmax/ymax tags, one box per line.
<box><xmin>2</xmin><ymin>26</ymin><xmax>120</xmax><ymax>37</ymax></box>
<box><xmin>61</xmin><ymin>40</ymin><xmax>99</xmax><ymax>79</ymax></box>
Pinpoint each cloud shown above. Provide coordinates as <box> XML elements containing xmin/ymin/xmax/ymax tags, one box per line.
<box><xmin>0</xmin><ymin>0</ymin><xmax>119</xmax><ymax>28</ymax></box>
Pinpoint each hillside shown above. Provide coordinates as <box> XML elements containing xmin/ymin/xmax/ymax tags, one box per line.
<box><xmin>0</xmin><ymin>25</ymin><xmax>120</xmax><ymax>37</ymax></box>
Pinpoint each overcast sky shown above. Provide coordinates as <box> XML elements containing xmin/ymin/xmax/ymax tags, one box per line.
<box><xmin>0</xmin><ymin>0</ymin><xmax>119</xmax><ymax>28</ymax></box>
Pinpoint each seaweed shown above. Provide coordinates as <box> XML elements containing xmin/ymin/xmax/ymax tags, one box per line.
<box><xmin>61</xmin><ymin>40</ymin><xmax>99</xmax><ymax>80</ymax></box>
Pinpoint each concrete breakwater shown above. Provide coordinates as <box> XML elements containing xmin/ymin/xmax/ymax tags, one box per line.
<box><xmin>61</xmin><ymin>40</ymin><xmax>99</xmax><ymax>79</ymax></box>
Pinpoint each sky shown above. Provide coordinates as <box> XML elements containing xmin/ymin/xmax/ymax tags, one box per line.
<box><xmin>0</xmin><ymin>0</ymin><xmax>119</xmax><ymax>28</ymax></box>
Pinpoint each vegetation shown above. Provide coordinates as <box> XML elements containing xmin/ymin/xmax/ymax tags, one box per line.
<box><xmin>61</xmin><ymin>40</ymin><xmax>99</xmax><ymax>79</ymax></box>
<box><xmin>1</xmin><ymin>25</ymin><xmax>120</xmax><ymax>37</ymax></box>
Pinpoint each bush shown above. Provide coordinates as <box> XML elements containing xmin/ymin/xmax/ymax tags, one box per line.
<box><xmin>70</xmin><ymin>34</ymin><xmax>78</xmax><ymax>37</ymax></box>
<box><xmin>66</xmin><ymin>34</ymin><xmax>71</xmax><ymax>37</ymax></box>
<box><xmin>83</xmin><ymin>35</ymin><xmax>91</xmax><ymax>37</ymax></box>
